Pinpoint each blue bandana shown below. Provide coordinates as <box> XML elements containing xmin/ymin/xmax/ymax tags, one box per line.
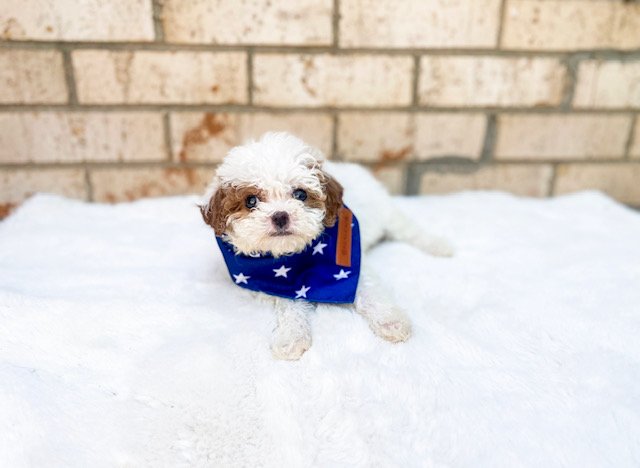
<box><xmin>216</xmin><ymin>207</ymin><xmax>361</xmax><ymax>303</ymax></box>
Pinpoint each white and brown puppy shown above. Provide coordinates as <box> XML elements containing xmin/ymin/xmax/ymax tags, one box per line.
<box><xmin>200</xmin><ymin>132</ymin><xmax>453</xmax><ymax>360</ymax></box>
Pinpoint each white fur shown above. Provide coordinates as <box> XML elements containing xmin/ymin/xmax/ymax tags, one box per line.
<box><xmin>206</xmin><ymin>133</ymin><xmax>327</xmax><ymax>257</ymax></box>
<box><xmin>206</xmin><ymin>132</ymin><xmax>454</xmax><ymax>360</ymax></box>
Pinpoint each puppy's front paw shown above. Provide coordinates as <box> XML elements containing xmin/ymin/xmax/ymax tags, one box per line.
<box><xmin>363</xmin><ymin>304</ymin><xmax>412</xmax><ymax>343</ymax></box>
<box><xmin>271</xmin><ymin>332</ymin><xmax>311</xmax><ymax>361</ymax></box>
<box><xmin>373</xmin><ymin>316</ymin><xmax>412</xmax><ymax>343</ymax></box>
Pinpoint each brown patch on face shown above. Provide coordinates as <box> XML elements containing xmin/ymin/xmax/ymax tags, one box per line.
<box><xmin>316</xmin><ymin>170</ymin><xmax>343</xmax><ymax>227</ymax></box>
<box><xmin>200</xmin><ymin>184</ymin><xmax>265</xmax><ymax>236</ymax></box>
<box><xmin>178</xmin><ymin>113</ymin><xmax>228</xmax><ymax>162</ymax></box>
<box><xmin>380</xmin><ymin>145</ymin><xmax>413</xmax><ymax>163</ymax></box>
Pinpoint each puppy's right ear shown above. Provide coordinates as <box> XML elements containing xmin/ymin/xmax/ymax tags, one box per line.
<box><xmin>199</xmin><ymin>186</ymin><xmax>227</xmax><ymax>236</ymax></box>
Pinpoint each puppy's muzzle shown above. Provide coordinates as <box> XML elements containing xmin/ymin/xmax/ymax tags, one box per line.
<box><xmin>271</xmin><ymin>211</ymin><xmax>291</xmax><ymax>235</ymax></box>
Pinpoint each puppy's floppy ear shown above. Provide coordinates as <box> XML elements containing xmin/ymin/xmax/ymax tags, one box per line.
<box><xmin>199</xmin><ymin>187</ymin><xmax>228</xmax><ymax>236</ymax></box>
<box><xmin>319</xmin><ymin>170</ymin><xmax>343</xmax><ymax>227</ymax></box>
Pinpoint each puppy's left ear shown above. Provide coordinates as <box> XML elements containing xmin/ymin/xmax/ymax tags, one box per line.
<box><xmin>319</xmin><ymin>170</ymin><xmax>343</xmax><ymax>227</ymax></box>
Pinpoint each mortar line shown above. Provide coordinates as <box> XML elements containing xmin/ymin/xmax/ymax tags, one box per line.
<box><xmin>162</xmin><ymin>112</ymin><xmax>173</xmax><ymax>162</ymax></box>
<box><xmin>4</xmin><ymin>40</ymin><xmax>640</xmax><ymax>58</ymax></box>
<box><xmin>331</xmin><ymin>111</ymin><xmax>340</xmax><ymax>160</ymax></box>
<box><xmin>61</xmin><ymin>48</ymin><xmax>78</xmax><ymax>105</ymax></box>
<box><xmin>406</xmin><ymin>159</ymin><xmax>640</xmax><ymax>173</ymax></box>
<box><xmin>0</xmin><ymin>161</ymin><xmax>221</xmax><ymax>170</ymax></box>
<box><xmin>480</xmin><ymin>114</ymin><xmax>498</xmax><ymax>163</ymax></box>
<box><xmin>84</xmin><ymin>165</ymin><xmax>94</xmax><ymax>201</ymax></box>
<box><xmin>624</xmin><ymin>113</ymin><xmax>638</xmax><ymax>160</ymax></box>
<box><xmin>2</xmin><ymin>159</ymin><xmax>638</xmax><ymax>172</ymax></box>
<box><xmin>151</xmin><ymin>0</ymin><xmax>165</xmax><ymax>42</ymax></box>
<box><xmin>402</xmin><ymin>164</ymin><xmax>410</xmax><ymax>195</ymax></box>
<box><xmin>411</xmin><ymin>55</ymin><xmax>421</xmax><ymax>107</ymax></box>
<box><xmin>405</xmin><ymin>161</ymin><xmax>424</xmax><ymax>195</ymax></box>
<box><xmin>246</xmin><ymin>47</ymin><xmax>254</xmax><ymax>105</ymax></box>
<box><xmin>1</xmin><ymin>104</ymin><xmax>636</xmax><ymax>115</ymax></box>
<box><xmin>547</xmin><ymin>163</ymin><xmax>559</xmax><ymax>197</ymax></box>
<box><xmin>497</xmin><ymin>0</ymin><xmax>508</xmax><ymax>49</ymax></box>
<box><xmin>332</xmin><ymin>0</ymin><xmax>340</xmax><ymax>50</ymax></box>
<box><xmin>560</xmin><ymin>54</ymin><xmax>584</xmax><ymax>110</ymax></box>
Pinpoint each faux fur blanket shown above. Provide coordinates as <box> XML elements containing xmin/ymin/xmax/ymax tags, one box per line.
<box><xmin>1</xmin><ymin>192</ymin><xmax>639</xmax><ymax>467</ymax></box>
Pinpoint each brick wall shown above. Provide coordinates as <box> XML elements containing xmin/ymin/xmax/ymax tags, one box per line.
<box><xmin>2</xmin><ymin>0</ymin><xmax>640</xmax><ymax>216</ymax></box>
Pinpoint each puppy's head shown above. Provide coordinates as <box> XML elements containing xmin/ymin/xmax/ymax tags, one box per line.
<box><xmin>200</xmin><ymin>132</ymin><xmax>343</xmax><ymax>257</ymax></box>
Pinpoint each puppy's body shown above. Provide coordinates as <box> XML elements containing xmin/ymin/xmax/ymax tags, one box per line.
<box><xmin>324</xmin><ymin>161</ymin><xmax>452</xmax><ymax>256</ymax></box>
<box><xmin>201</xmin><ymin>132</ymin><xmax>452</xmax><ymax>360</ymax></box>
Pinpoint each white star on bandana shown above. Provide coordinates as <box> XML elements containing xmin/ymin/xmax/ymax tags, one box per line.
<box><xmin>273</xmin><ymin>265</ymin><xmax>291</xmax><ymax>278</ymax></box>
<box><xmin>233</xmin><ymin>272</ymin><xmax>250</xmax><ymax>284</ymax></box>
<box><xmin>295</xmin><ymin>285</ymin><xmax>310</xmax><ymax>298</ymax></box>
<box><xmin>312</xmin><ymin>242</ymin><xmax>327</xmax><ymax>255</ymax></box>
<box><xmin>333</xmin><ymin>269</ymin><xmax>351</xmax><ymax>280</ymax></box>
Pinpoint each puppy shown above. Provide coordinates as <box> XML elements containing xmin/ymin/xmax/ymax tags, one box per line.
<box><xmin>200</xmin><ymin>132</ymin><xmax>453</xmax><ymax>360</ymax></box>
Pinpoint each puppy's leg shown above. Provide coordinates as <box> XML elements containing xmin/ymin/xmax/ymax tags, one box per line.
<box><xmin>354</xmin><ymin>270</ymin><xmax>412</xmax><ymax>343</ymax></box>
<box><xmin>271</xmin><ymin>298</ymin><xmax>313</xmax><ymax>361</ymax></box>
<box><xmin>386</xmin><ymin>211</ymin><xmax>454</xmax><ymax>257</ymax></box>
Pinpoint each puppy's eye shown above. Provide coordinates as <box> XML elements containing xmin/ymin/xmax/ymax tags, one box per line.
<box><xmin>292</xmin><ymin>189</ymin><xmax>307</xmax><ymax>201</ymax></box>
<box><xmin>245</xmin><ymin>195</ymin><xmax>258</xmax><ymax>209</ymax></box>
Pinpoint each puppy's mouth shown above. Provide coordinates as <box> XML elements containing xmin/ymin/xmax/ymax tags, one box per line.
<box><xmin>270</xmin><ymin>230</ymin><xmax>293</xmax><ymax>237</ymax></box>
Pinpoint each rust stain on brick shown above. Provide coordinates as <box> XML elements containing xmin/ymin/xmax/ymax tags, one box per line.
<box><xmin>164</xmin><ymin>167</ymin><xmax>199</xmax><ymax>186</ymax></box>
<box><xmin>101</xmin><ymin>169</ymin><xmax>203</xmax><ymax>204</ymax></box>
<box><xmin>300</xmin><ymin>56</ymin><xmax>318</xmax><ymax>98</ymax></box>
<box><xmin>379</xmin><ymin>145</ymin><xmax>413</xmax><ymax>162</ymax></box>
<box><xmin>114</xmin><ymin>51</ymin><xmax>134</xmax><ymax>100</ymax></box>
<box><xmin>178</xmin><ymin>113</ymin><xmax>227</xmax><ymax>162</ymax></box>
<box><xmin>210</xmin><ymin>84</ymin><xmax>220</xmax><ymax>93</ymax></box>
<box><xmin>2</xmin><ymin>18</ymin><xmax>25</xmax><ymax>39</ymax></box>
<box><xmin>0</xmin><ymin>202</ymin><xmax>17</xmax><ymax>219</ymax></box>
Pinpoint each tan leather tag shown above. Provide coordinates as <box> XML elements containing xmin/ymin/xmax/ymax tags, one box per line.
<box><xmin>335</xmin><ymin>207</ymin><xmax>352</xmax><ymax>267</ymax></box>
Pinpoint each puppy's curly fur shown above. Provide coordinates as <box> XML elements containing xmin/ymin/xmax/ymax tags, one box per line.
<box><xmin>201</xmin><ymin>132</ymin><xmax>453</xmax><ymax>360</ymax></box>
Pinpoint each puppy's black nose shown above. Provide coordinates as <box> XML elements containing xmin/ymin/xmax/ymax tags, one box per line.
<box><xmin>271</xmin><ymin>211</ymin><xmax>290</xmax><ymax>230</ymax></box>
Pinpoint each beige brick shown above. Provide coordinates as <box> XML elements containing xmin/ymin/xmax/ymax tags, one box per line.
<box><xmin>630</xmin><ymin>119</ymin><xmax>640</xmax><ymax>159</ymax></box>
<box><xmin>495</xmin><ymin>114</ymin><xmax>631</xmax><ymax>160</ymax></box>
<box><xmin>574</xmin><ymin>60</ymin><xmax>640</xmax><ymax>109</ymax></box>
<box><xmin>415</xmin><ymin>114</ymin><xmax>486</xmax><ymax>161</ymax></box>
<box><xmin>73</xmin><ymin>51</ymin><xmax>246</xmax><ymax>104</ymax></box>
<box><xmin>0</xmin><ymin>112</ymin><xmax>165</xmax><ymax>164</ymax></box>
<box><xmin>163</xmin><ymin>0</ymin><xmax>332</xmax><ymax>45</ymax></box>
<box><xmin>338</xmin><ymin>113</ymin><xmax>485</xmax><ymax>162</ymax></box>
<box><xmin>90</xmin><ymin>167</ymin><xmax>214</xmax><ymax>203</ymax></box>
<box><xmin>369</xmin><ymin>165</ymin><xmax>406</xmax><ymax>195</ymax></box>
<box><xmin>554</xmin><ymin>164</ymin><xmax>640</xmax><ymax>205</ymax></box>
<box><xmin>0</xmin><ymin>168</ymin><xmax>87</xmax><ymax>215</ymax></box>
<box><xmin>171</xmin><ymin>112</ymin><xmax>333</xmax><ymax>163</ymax></box>
<box><xmin>0</xmin><ymin>50</ymin><xmax>67</xmax><ymax>104</ymax></box>
<box><xmin>419</xmin><ymin>56</ymin><xmax>567</xmax><ymax>107</ymax></box>
<box><xmin>420</xmin><ymin>164</ymin><xmax>553</xmax><ymax>197</ymax></box>
<box><xmin>0</xmin><ymin>0</ymin><xmax>153</xmax><ymax>41</ymax></box>
<box><xmin>253</xmin><ymin>54</ymin><xmax>413</xmax><ymax>107</ymax></box>
<box><xmin>502</xmin><ymin>0</ymin><xmax>640</xmax><ymax>51</ymax></box>
<box><xmin>338</xmin><ymin>113</ymin><xmax>414</xmax><ymax>162</ymax></box>
<box><xmin>340</xmin><ymin>0</ymin><xmax>501</xmax><ymax>48</ymax></box>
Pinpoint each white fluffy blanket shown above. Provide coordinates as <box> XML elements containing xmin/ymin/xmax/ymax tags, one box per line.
<box><xmin>1</xmin><ymin>192</ymin><xmax>639</xmax><ymax>467</ymax></box>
